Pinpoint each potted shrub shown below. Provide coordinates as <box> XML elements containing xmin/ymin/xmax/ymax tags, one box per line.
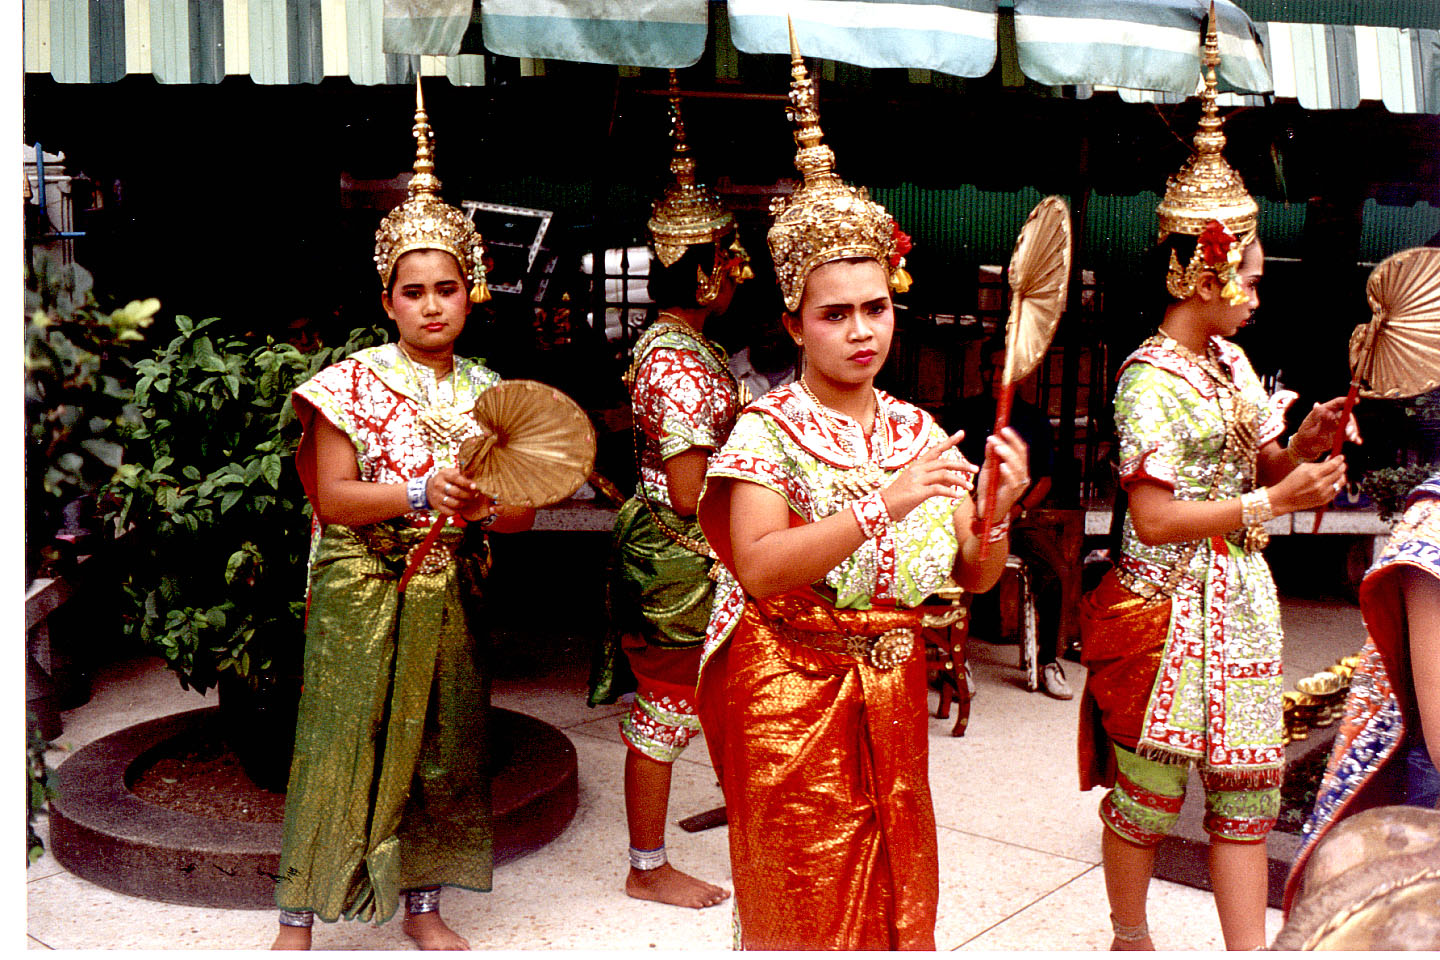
<box><xmin>25</xmin><ymin>252</ymin><xmax>155</xmax><ymax>581</ymax></box>
<box><xmin>25</xmin><ymin>252</ymin><xmax>156</xmax><ymax>858</ymax></box>
<box><xmin>99</xmin><ymin>317</ymin><xmax>382</xmax><ymax>791</ymax></box>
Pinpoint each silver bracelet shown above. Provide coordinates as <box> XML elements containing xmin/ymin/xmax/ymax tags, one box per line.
<box><xmin>278</xmin><ymin>909</ymin><xmax>314</xmax><ymax>928</ymax></box>
<box><xmin>1111</xmin><ymin>914</ymin><xmax>1149</xmax><ymax>943</ymax></box>
<box><xmin>405</xmin><ymin>887</ymin><xmax>441</xmax><ymax>914</ymax></box>
<box><xmin>407</xmin><ymin>470</ymin><xmax>435</xmax><ymax>512</ymax></box>
<box><xmin>628</xmin><ymin>844</ymin><xmax>667</xmax><ymax>871</ymax></box>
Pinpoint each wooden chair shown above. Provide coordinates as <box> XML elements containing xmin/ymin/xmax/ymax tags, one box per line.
<box><xmin>921</xmin><ymin>581</ymin><xmax>973</xmax><ymax>736</ymax></box>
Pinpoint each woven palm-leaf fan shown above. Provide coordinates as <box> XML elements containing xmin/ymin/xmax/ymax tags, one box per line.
<box><xmin>399</xmin><ymin>380</ymin><xmax>596</xmax><ymax>591</ymax></box>
<box><xmin>978</xmin><ymin>196</ymin><xmax>1072</xmax><ymax>555</ymax></box>
<box><xmin>1351</xmin><ymin>247</ymin><xmax>1440</xmax><ymax>400</ymax></box>
<box><xmin>461</xmin><ymin>380</ymin><xmax>597</xmax><ymax>506</ymax></box>
<box><xmin>1312</xmin><ymin>247</ymin><xmax>1440</xmax><ymax>532</ymax></box>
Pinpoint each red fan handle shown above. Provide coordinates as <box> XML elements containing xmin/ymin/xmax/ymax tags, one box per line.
<box><xmin>977</xmin><ymin>381</ymin><xmax>1016</xmax><ymax>560</ymax></box>
<box><xmin>1309</xmin><ymin>381</ymin><xmax>1361</xmax><ymax>534</ymax></box>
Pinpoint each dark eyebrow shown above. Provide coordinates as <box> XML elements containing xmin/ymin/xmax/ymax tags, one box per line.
<box><xmin>399</xmin><ymin>279</ymin><xmax>460</xmax><ymax>290</ymax></box>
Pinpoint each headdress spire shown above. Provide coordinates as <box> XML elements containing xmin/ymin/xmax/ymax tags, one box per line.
<box><xmin>766</xmin><ymin>18</ymin><xmax>911</xmax><ymax>312</ymax></box>
<box><xmin>374</xmin><ymin>77</ymin><xmax>490</xmax><ymax>303</ymax></box>
<box><xmin>646</xmin><ymin>69</ymin><xmax>738</xmax><ymax>269</ymax></box>
<box><xmin>1156</xmin><ymin>2</ymin><xmax>1257</xmax><ymax>304</ymax></box>
<box><xmin>407</xmin><ymin>76</ymin><xmax>442</xmax><ymax>201</ymax></box>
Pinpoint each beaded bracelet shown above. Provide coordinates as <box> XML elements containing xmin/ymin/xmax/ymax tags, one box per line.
<box><xmin>850</xmin><ymin>491</ymin><xmax>890</xmax><ymax>540</ymax></box>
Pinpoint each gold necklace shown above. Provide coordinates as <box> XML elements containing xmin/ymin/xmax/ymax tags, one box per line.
<box><xmin>395</xmin><ymin>343</ymin><xmax>471</xmax><ymax>451</ymax></box>
<box><xmin>796</xmin><ymin>377</ymin><xmax>889</xmax><ymax>499</ymax></box>
<box><xmin>1150</xmin><ymin>334</ymin><xmax>1259</xmax><ymax>457</ymax></box>
<box><xmin>1146</xmin><ymin>332</ymin><xmax>1267</xmax><ymax>550</ymax></box>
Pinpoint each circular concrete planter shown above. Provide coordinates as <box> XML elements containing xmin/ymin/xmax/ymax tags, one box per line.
<box><xmin>49</xmin><ymin>706</ymin><xmax>577</xmax><ymax>910</ymax></box>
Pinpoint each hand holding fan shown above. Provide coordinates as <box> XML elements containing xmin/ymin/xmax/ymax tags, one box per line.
<box><xmin>977</xmin><ymin>196</ymin><xmax>1072</xmax><ymax>556</ymax></box>
<box><xmin>399</xmin><ymin>380</ymin><xmax>597</xmax><ymax>591</ymax></box>
<box><xmin>1311</xmin><ymin>246</ymin><xmax>1440</xmax><ymax>532</ymax></box>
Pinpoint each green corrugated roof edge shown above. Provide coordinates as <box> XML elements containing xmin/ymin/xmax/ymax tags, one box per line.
<box><xmin>1231</xmin><ymin>1</ymin><xmax>1440</xmax><ymax>29</ymax></box>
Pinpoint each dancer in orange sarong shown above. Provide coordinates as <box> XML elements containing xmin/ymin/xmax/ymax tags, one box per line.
<box><xmin>693</xmin><ymin>30</ymin><xmax>1031</xmax><ymax>951</ymax></box>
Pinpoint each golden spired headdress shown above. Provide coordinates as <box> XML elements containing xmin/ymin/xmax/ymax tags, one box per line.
<box><xmin>1156</xmin><ymin>2</ymin><xmax>1257</xmax><ymax>306</ymax></box>
<box><xmin>374</xmin><ymin>79</ymin><xmax>490</xmax><ymax>303</ymax></box>
<box><xmin>768</xmin><ymin>21</ymin><xmax>912</xmax><ymax>313</ymax></box>
<box><xmin>647</xmin><ymin>72</ymin><xmax>751</xmax><ymax>304</ymax></box>
<box><xmin>648</xmin><ymin>72</ymin><xmax>736</xmax><ymax>266</ymax></box>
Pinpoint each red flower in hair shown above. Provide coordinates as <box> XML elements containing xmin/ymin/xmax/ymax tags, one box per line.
<box><xmin>1198</xmin><ymin>219</ymin><xmax>1237</xmax><ymax>266</ymax></box>
<box><xmin>889</xmin><ymin>221</ymin><xmax>913</xmax><ymax>267</ymax></box>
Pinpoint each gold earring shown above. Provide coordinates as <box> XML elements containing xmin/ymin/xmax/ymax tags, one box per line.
<box><xmin>696</xmin><ymin>260</ymin><xmax>724</xmax><ymax>305</ymax></box>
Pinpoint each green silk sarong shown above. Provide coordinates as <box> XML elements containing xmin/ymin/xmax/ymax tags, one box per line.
<box><xmin>275</xmin><ymin>522</ymin><xmax>492</xmax><ymax>923</ymax></box>
<box><xmin>587</xmin><ymin>496</ymin><xmax>714</xmax><ymax>706</ymax></box>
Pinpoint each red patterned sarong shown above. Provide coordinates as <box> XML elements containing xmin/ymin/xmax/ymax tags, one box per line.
<box><xmin>697</xmin><ymin>589</ymin><xmax>938</xmax><ymax>950</ymax></box>
<box><xmin>1077</xmin><ymin>569</ymin><xmax>1171</xmax><ymax>791</ymax></box>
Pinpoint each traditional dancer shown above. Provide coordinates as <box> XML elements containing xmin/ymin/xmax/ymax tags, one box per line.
<box><xmin>692</xmin><ymin>31</ymin><xmax>1030</xmax><ymax>949</ymax></box>
<box><xmin>272</xmin><ymin>82</ymin><xmax>534</xmax><ymax>950</ymax></box>
<box><xmin>1284</xmin><ymin>472</ymin><xmax>1440</xmax><ymax>914</ymax></box>
<box><xmin>587</xmin><ymin>74</ymin><xmax>751</xmax><ymax>910</ymax></box>
<box><xmin>1077</xmin><ymin>18</ymin><xmax>1357</xmax><ymax>951</ymax></box>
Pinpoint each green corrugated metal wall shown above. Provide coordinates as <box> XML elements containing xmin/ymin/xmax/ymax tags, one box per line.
<box><xmin>1233</xmin><ymin>1</ymin><xmax>1440</xmax><ymax>30</ymax></box>
<box><xmin>1361</xmin><ymin>199</ymin><xmax>1440</xmax><ymax>261</ymax></box>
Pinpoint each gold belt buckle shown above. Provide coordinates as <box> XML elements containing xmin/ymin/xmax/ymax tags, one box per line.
<box><xmin>405</xmin><ymin>539</ymin><xmax>455</xmax><ymax>577</ymax></box>
<box><xmin>853</xmin><ymin>628</ymin><xmax>914</xmax><ymax>671</ymax></box>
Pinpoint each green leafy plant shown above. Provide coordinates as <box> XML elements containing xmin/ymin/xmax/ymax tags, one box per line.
<box><xmin>1359</xmin><ymin>464</ymin><xmax>1433</xmax><ymax>522</ymax></box>
<box><xmin>99</xmin><ymin>317</ymin><xmax>384</xmax><ymax>694</ymax></box>
<box><xmin>26</xmin><ymin>718</ymin><xmax>57</xmax><ymax>865</ymax></box>
<box><xmin>24</xmin><ymin>252</ymin><xmax>156</xmax><ymax>580</ymax></box>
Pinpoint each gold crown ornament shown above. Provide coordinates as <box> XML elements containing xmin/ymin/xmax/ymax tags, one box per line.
<box><xmin>1156</xmin><ymin>2</ymin><xmax>1257</xmax><ymax>307</ymax></box>
<box><xmin>768</xmin><ymin>20</ymin><xmax>912</xmax><ymax>313</ymax></box>
<box><xmin>374</xmin><ymin>79</ymin><xmax>490</xmax><ymax>304</ymax></box>
<box><xmin>647</xmin><ymin>71</ymin><xmax>752</xmax><ymax>304</ymax></box>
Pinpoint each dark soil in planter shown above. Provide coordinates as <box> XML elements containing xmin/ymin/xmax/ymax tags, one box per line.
<box><xmin>129</xmin><ymin>726</ymin><xmax>286</xmax><ymax>824</ymax></box>
<box><xmin>1276</xmin><ymin>740</ymin><xmax>1333</xmax><ymax>836</ymax></box>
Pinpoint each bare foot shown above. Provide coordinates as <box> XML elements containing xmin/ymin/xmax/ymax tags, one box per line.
<box><xmin>626</xmin><ymin>864</ymin><xmax>730</xmax><ymax>909</ymax></box>
<box><xmin>403</xmin><ymin>911</ymin><xmax>470</xmax><ymax>950</ymax></box>
<box><xmin>271</xmin><ymin>925</ymin><xmax>312</xmax><ymax>950</ymax></box>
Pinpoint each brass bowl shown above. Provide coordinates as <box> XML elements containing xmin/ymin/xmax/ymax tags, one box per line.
<box><xmin>1298</xmin><ymin>672</ymin><xmax>1343</xmax><ymax>697</ymax></box>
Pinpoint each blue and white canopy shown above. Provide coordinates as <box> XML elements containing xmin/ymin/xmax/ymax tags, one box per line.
<box><xmin>21</xmin><ymin>0</ymin><xmax>1440</xmax><ymax>113</ymax></box>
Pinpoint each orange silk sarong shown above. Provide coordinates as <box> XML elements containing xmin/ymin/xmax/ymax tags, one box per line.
<box><xmin>697</xmin><ymin>589</ymin><xmax>938</xmax><ymax>951</ymax></box>
<box><xmin>1076</xmin><ymin>569</ymin><xmax>1171</xmax><ymax>791</ymax></box>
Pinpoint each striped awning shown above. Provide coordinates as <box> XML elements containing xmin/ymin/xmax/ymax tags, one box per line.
<box><xmin>1261</xmin><ymin>21</ymin><xmax>1439</xmax><ymax>113</ymax></box>
<box><xmin>1011</xmin><ymin>0</ymin><xmax>1271</xmax><ymax>95</ymax></box>
<box><xmin>727</xmin><ymin>0</ymin><xmax>1000</xmax><ymax>80</ymax></box>
<box><xmin>21</xmin><ymin>0</ymin><xmax>1440</xmax><ymax>112</ymax></box>
<box><xmin>481</xmin><ymin>0</ymin><xmax>708</xmax><ymax>68</ymax></box>
<box><xmin>22</xmin><ymin>0</ymin><xmax>492</xmax><ymax>86</ymax></box>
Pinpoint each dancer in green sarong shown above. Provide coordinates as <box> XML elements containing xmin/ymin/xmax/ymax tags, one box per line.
<box><xmin>271</xmin><ymin>82</ymin><xmax>534</xmax><ymax>950</ymax></box>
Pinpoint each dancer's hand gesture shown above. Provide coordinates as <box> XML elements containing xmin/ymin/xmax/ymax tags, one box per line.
<box><xmin>880</xmin><ymin>429</ymin><xmax>978</xmax><ymax>521</ymax></box>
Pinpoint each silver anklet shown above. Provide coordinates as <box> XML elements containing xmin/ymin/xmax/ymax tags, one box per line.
<box><xmin>629</xmin><ymin>844</ymin><xmax>667</xmax><ymax>871</ymax></box>
<box><xmin>406</xmin><ymin>887</ymin><xmax>442</xmax><ymax>914</ymax></box>
<box><xmin>278</xmin><ymin>909</ymin><xmax>314</xmax><ymax>928</ymax></box>
<box><xmin>1111</xmin><ymin>914</ymin><xmax>1149</xmax><ymax>943</ymax></box>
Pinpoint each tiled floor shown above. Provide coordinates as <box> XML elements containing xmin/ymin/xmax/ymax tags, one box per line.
<box><xmin>26</xmin><ymin>581</ymin><xmax>1366</xmax><ymax>951</ymax></box>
